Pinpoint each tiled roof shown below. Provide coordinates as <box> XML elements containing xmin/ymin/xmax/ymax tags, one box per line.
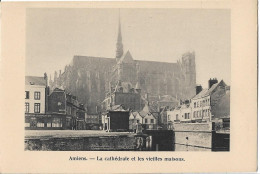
<box><xmin>192</xmin><ymin>80</ymin><xmax>226</xmax><ymax>99</ymax></box>
<box><xmin>25</xmin><ymin>76</ymin><xmax>46</xmax><ymax>86</ymax></box>
<box><xmin>192</xmin><ymin>89</ymin><xmax>208</xmax><ymax>99</ymax></box>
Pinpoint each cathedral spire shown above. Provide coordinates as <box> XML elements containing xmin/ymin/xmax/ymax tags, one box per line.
<box><xmin>116</xmin><ymin>9</ymin><xmax>124</xmax><ymax>60</ymax></box>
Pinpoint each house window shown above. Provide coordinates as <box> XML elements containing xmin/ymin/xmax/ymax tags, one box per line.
<box><xmin>151</xmin><ymin>119</ymin><xmax>154</xmax><ymax>124</ymax></box>
<box><xmin>34</xmin><ymin>92</ymin><xmax>40</xmax><ymax>100</ymax></box>
<box><xmin>145</xmin><ymin>119</ymin><xmax>148</xmax><ymax>124</ymax></box>
<box><xmin>176</xmin><ymin>114</ymin><xmax>179</xmax><ymax>120</ymax></box>
<box><xmin>52</xmin><ymin>118</ymin><xmax>62</xmax><ymax>127</ymax></box>
<box><xmin>136</xmin><ymin>120</ymin><xmax>139</xmax><ymax>123</ymax></box>
<box><xmin>194</xmin><ymin>103</ymin><xmax>196</xmax><ymax>108</ymax></box>
<box><xmin>25</xmin><ymin>103</ymin><xmax>29</xmax><ymax>113</ymax></box>
<box><xmin>34</xmin><ymin>103</ymin><xmax>40</xmax><ymax>113</ymax></box>
<box><xmin>37</xmin><ymin>122</ymin><xmax>44</xmax><ymax>127</ymax></box>
<box><xmin>193</xmin><ymin>111</ymin><xmax>196</xmax><ymax>118</ymax></box>
<box><xmin>47</xmin><ymin>123</ymin><xmax>52</xmax><ymax>127</ymax></box>
<box><xmin>25</xmin><ymin>91</ymin><xmax>29</xmax><ymax>99</ymax></box>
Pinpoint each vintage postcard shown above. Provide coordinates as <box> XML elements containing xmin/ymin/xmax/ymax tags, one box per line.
<box><xmin>0</xmin><ymin>0</ymin><xmax>257</xmax><ymax>173</ymax></box>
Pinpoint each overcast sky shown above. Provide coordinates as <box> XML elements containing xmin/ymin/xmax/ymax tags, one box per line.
<box><xmin>26</xmin><ymin>8</ymin><xmax>230</xmax><ymax>88</ymax></box>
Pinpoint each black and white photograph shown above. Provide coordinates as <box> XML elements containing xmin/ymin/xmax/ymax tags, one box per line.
<box><xmin>24</xmin><ymin>8</ymin><xmax>231</xmax><ymax>151</ymax></box>
<box><xmin>0</xmin><ymin>0</ymin><xmax>258</xmax><ymax>173</ymax></box>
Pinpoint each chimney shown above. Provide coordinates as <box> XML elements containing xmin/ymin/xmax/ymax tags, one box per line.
<box><xmin>208</xmin><ymin>78</ymin><xmax>218</xmax><ymax>89</ymax></box>
<box><xmin>184</xmin><ymin>100</ymin><xmax>189</xmax><ymax>105</ymax></box>
<box><xmin>44</xmin><ymin>72</ymin><xmax>48</xmax><ymax>86</ymax></box>
<box><xmin>196</xmin><ymin>85</ymin><xmax>203</xmax><ymax>95</ymax></box>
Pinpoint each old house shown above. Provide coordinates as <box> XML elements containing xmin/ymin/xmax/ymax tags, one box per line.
<box><xmin>166</xmin><ymin>100</ymin><xmax>192</xmax><ymax>125</ymax></box>
<box><xmin>129</xmin><ymin>111</ymin><xmax>143</xmax><ymax>132</ymax></box>
<box><xmin>166</xmin><ymin>79</ymin><xmax>230</xmax><ymax>130</ymax></box>
<box><xmin>25</xmin><ymin>74</ymin><xmax>49</xmax><ymax>128</ymax></box>
<box><xmin>191</xmin><ymin>79</ymin><xmax>230</xmax><ymax>123</ymax></box>
<box><xmin>25</xmin><ymin>76</ymin><xmax>87</xmax><ymax>130</ymax></box>
<box><xmin>47</xmin><ymin>88</ymin><xmax>87</xmax><ymax>130</ymax></box>
<box><xmin>139</xmin><ymin>104</ymin><xmax>157</xmax><ymax>130</ymax></box>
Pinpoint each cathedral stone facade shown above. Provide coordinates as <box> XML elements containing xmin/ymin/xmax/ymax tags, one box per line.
<box><xmin>49</xmin><ymin>18</ymin><xmax>196</xmax><ymax>114</ymax></box>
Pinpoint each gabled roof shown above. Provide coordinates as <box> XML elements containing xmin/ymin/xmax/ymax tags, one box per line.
<box><xmin>192</xmin><ymin>80</ymin><xmax>227</xmax><ymax>99</ymax></box>
<box><xmin>110</xmin><ymin>105</ymin><xmax>127</xmax><ymax>111</ymax></box>
<box><xmin>129</xmin><ymin>112</ymin><xmax>135</xmax><ymax>119</ymax></box>
<box><xmin>117</xmin><ymin>50</ymin><xmax>134</xmax><ymax>64</ymax></box>
<box><xmin>131</xmin><ymin>111</ymin><xmax>138</xmax><ymax>117</ymax></box>
<box><xmin>139</xmin><ymin>102</ymin><xmax>158</xmax><ymax>117</ymax></box>
<box><xmin>130</xmin><ymin>111</ymin><xmax>142</xmax><ymax>119</ymax></box>
<box><xmin>143</xmin><ymin>112</ymin><xmax>156</xmax><ymax>119</ymax></box>
<box><xmin>139</xmin><ymin>110</ymin><xmax>147</xmax><ymax>117</ymax></box>
<box><xmin>205</xmin><ymin>80</ymin><xmax>226</xmax><ymax>96</ymax></box>
<box><xmin>25</xmin><ymin>76</ymin><xmax>46</xmax><ymax>86</ymax></box>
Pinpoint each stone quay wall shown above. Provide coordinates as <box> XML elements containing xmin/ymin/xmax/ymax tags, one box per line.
<box><xmin>25</xmin><ymin>134</ymin><xmax>148</xmax><ymax>151</ymax></box>
<box><xmin>173</xmin><ymin>123</ymin><xmax>213</xmax><ymax>151</ymax></box>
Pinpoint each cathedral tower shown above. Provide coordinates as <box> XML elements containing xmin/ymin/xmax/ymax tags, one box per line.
<box><xmin>115</xmin><ymin>11</ymin><xmax>124</xmax><ymax>61</ymax></box>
